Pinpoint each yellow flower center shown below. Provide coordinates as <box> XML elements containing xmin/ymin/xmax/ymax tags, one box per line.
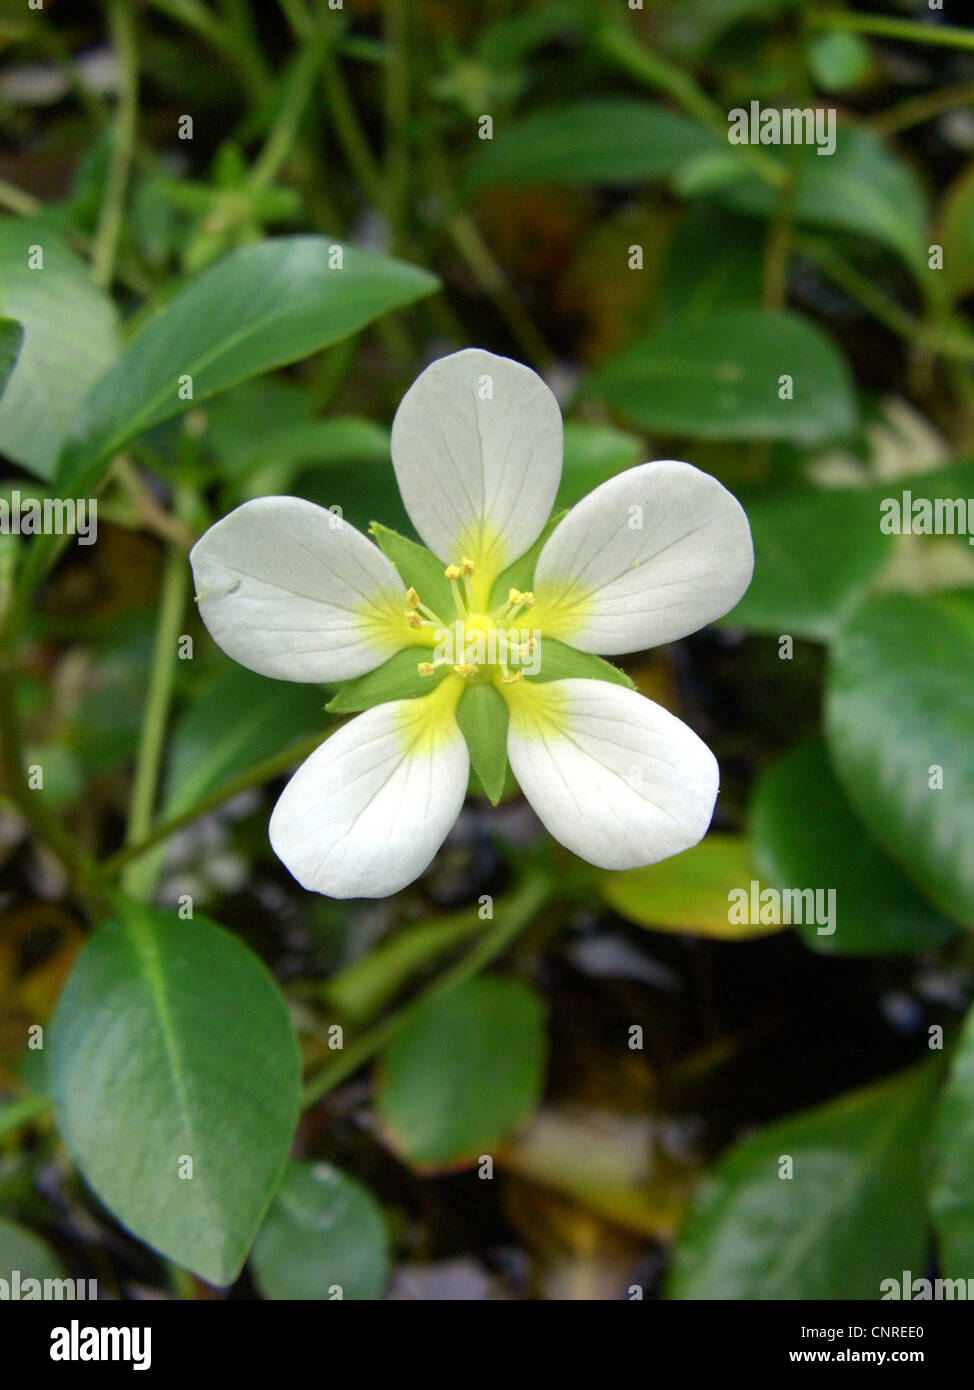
<box><xmin>409</xmin><ymin>561</ymin><xmax>539</xmax><ymax>687</ymax></box>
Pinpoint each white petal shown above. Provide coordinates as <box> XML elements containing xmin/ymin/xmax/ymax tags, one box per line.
<box><xmin>506</xmin><ymin>678</ymin><xmax>718</xmax><ymax>870</ymax></box>
<box><xmin>390</xmin><ymin>348</ymin><xmax>562</xmax><ymax>580</ymax></box>
<box><xmin>190</xmin><ymin>496</ymin><xmax>408</xmax><ymax>683</ymax></box>
<box><xmin>533</xmin><ymin>460</ymin><xmax>753</xmax><ymax>654</ymax></box>
<box><xmin>269</xmin><ymin>690</ymin><xmax>469</xmax><ymax>898</ymax></box>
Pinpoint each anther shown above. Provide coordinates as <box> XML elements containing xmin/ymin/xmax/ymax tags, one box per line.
<box><xmin>405</xmin><ymin>587</ymin><xmax>420</xmax><ymax>608</ymax></box>
<box><xmin>417</xmin><ymin>662</ymin><xmax>436</xmax><ymax>677</ymax></box>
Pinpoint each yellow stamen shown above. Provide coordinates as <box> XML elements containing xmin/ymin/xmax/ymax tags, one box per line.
<box><xmin>405</xmin><ymin>587</ymin><xmax>420</xmax><ymax>608</ymax></box>
<box><xmin>417</xmin><ymin>661</ymin><xmax>436</xmax><ymax>677</ymax></box>
<box><xmin>453</xmin><ymin>662</ymin><xmax>478</xmax><ymax>679</ymax></box>
<box><xmin>405</xmin><ymin>611</ymin><xmax>423</xmax><ymax>629</ymax></box>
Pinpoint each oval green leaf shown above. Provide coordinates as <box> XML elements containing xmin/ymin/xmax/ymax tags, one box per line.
<box><xmin>826</xmin><ymin>591</ymin><xmax>974</xmax><ymax>927</ymax></box>
<box><xmin>600</xmin><ymin>834</ymin><xmax>778</xmax><ymax>939</ymax></box>
<box><xmin>57</xmin><ymin>237</ymin><xmax>438</xmax><ymax>494</ymax></box>
<box><xmin>49</xmin><ymin>904</ymin><xmax>301</xmax><ymax>1285</ymax></box>
<box><xmin>751</xmin><ymin>739</ymin><xmax>957</xmax><ymax>955</ymax></box>
<box><xmin>0</xmin><ymin>220</ymin><xmax>118</xmax><ymax>480</ymax></box>
<box><xmin>668</xmin><ymin>1063</ymin><xmax>940</xmax><ymax>1299</ymax></box>
<box><xmin>464</xmin><ymin>98</ymin><xmax>717</xmax><ymax>192</ymax></box>
<box><xmin>727</xmin><ymin>484</ymin><xmax>888</xmax><ymax>642</ymax></box>
<box><xmin>251</xmin><ymin>1160</ymin><xmax>390</xmax><ymax>1301</ymax></box>
<box><xmin>929</xmin><ymin>1002</ymin><xmax>974</xmax><ymax>1279</ymax></box>
<box><xmin>589</xmin><ymin>309</ymin><xmax>858</xmax><ymax>446</ymax></box>
<box><xmin>376</xmin><ymin>976</ymin><xmax>546</xmax><ymax>1170</ymax></box>
<box><xmin>0</xmin><ymin>1217</ymin><xmax>66</xmax><ymax>1287</ymax></box>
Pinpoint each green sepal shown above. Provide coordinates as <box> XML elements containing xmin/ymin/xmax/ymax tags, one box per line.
<box><xmin>490</xmin><ymin>511</ymin><xmax>566</xmax><ymax>606</ymax></box>
<box><xmin>368</xmin><ymin>521</ymin><xmax>454</xmax><ymax>615</ymax></box>
<box><xmin>325</xmin><ymin>647</ymin><xmax>446</xmax><ymax>713</ymax></box>
<box><xmin>456</xmin><ymin>683</ymin><xmax>510</xmax><ymax>805</ymax></box>
<box><xmin>530</xmin><ymin>637</ymin><xmax>634</xmax><ymax>689</ymax></box>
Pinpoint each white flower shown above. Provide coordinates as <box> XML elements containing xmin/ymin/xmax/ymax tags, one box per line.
<box><xmin>189</xmin><ymin>348</ymin><xmax>753</xmax><ymax>898</ymax></box>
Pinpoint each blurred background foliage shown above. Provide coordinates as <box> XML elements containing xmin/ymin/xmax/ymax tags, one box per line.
<box><xmin>1</xmin><ymin>0</ymin><xmax>974</xmax><ymax>1300</ymax></box>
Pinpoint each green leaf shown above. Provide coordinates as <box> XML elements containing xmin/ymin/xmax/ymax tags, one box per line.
<box><xmin>203</xmin><ymin>379</ymin><xmax>390</xmax><ymax>491</ymax></box>
<box><xmin>825</xmin><ymin>592</ymin><xmax>974</xmax><ymax>928</ymax></box>
<box><xmin>325</xmin><ymin>646</ymin><xmax>447</xmax><ymax>713</ymax></box>
<box><xmin>668</xmin><ymin>1063</ymin><xmax>941</xmax><ymax>1299</ymax></box>
<box><xmin>0</xmin><ymin>316</ymin><xmax>24</xmax><ymax>400</ymax></box>
<box><xmin>532</xmin><ymin>636</ymin><xmax>633</xmax><ymax>689</ymax></box>
<box><xmin>56</xmin><ymin>237</ymin><xmax>439</xmax><ymax>494</ymax></box>
<box><xmin>556</xmin><ymin>421</ymin><xmax>643</xmax><ymax>510</ymax></box>
<box><xmin>724</xmin><ymin>125</ymin><xmax>929</xmax><ymax>277</ymax></box>
<box><xmin>600</xmin><ymin>834</ymin><xmax>778</xmax><ymax>938</ymax></box>
<box><xmin>589</xmin><ymin>309</ymin><xmax>858</xmax><ymax>446</ymax></box>
<box><xmin>49</xmin><ymin>904</ymin><xmax>301</xmax><ymax>1285</ymax></box>
<box><xmin>251</xmin><ymin>1161</ymin><xmax>390</xmax><ymax>1301</ymax></box>
<box><xmin>0</xmin><ymin>1217</ymin><xmax>66</xmax><ymax>1285</ymax></box>
<box><xmin>658</xmin><ymin>203</ymin><xmax>765</xmax><ymax>324</ymax></box>
<box><xmin>0</xmin><ymin>220</ymin><xmax>119</xmax><ymax>480</ymax></box>
<box><xmin>929</xmin><ymin>1002</ymin><xmax>974</xmax><ymax>1278</ymax></box>
<box><xmin>750</xmin><ymin>739</ymin><xmax>957</xmax><ymax>956</ymax></box>
<box><xmin>368</xmin><ymin>521</ymin><xmax>454</xmax><ymax>616</ymax></box>
<box><xmin>940</xmin><ymin>162</ymin><xmax>974</xmax><ymax>302</ymax></box>
<box><xmin>464</xmin><ymin>98</ymin><xmax>718</xmax><ymax>192</ymax></box>
<box><xmin>456</xmin><ymin>682</ymin><xmax>509</xmax><ymax>804</ymax></box>
<box><xmin>727</xmin><ymin>484</ymin><xmax>888</xmax><ymax>642</ymax></box>
<box><xmin>805</xmin><ymin>31</ymin><xmax>871</xmax><ymax>92</ymax></box>
<box><xmin>163</xmin><ymin>666</ymin><xmax>328</xmax><ymax>816</ymax></box>
<box><xmin>376</xmin><ymin>977</ymin><xmax>546</xmax><ymax>1169</ymax></box>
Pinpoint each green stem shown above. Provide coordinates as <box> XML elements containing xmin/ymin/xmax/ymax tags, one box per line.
<box><xmin>301</xmin><ymin>870</ymin><xmax>551</xmax><ymax>1107</ymax></box>
<box><xmin>320</xmin><ymin>904</ymin><xmax>486</xmax><ymax>1024</ymax></box>
<box><xmin>145</xmin><ymin>0</ymin><xmax>268</xmax><ymax>99</ymax></box>
<box><xmin>798</xmin><ymin>236</ymin><xmax>974</xmax><ymax>363</ymax></box>
<box><xmin>596</xmin><ymin>20</ymin><xmax>789</xmax><ymax>191</ymax></box>
<box><xmin>250</xmin><ymin>28</ymin><xmax>329</xmax><ymax>193</ymax></box>
<box><xmin>422</xmin><ymin>133</ymin><xmax>557</xmax><ymax>371</ymax></box>
<box><xmin>0</xmin><ymin>178</ymin><xmax>41</xmax><ymax>218</ymax></box>
<box><xmin>92</xmin><ymin>0</ymin><xmax>140</xmax><ymax>291</ymax></box>
<box><xmin>96</xmin><ymin>727</ymin><xmax>329</xmax><ymax>879</ymax></box>
<box><xmin>322</xmin><ymin>54</ymin><xmax>388</xmax><ymax>211</ymax></box>
<box><xmin>808</xmin><ymin>10</ymin><xmax>974</xmax><ymax>55</ymax></box>
<box><xmin>0</xmin><ymin>662</ymin><xmax>97</xmax><ymax>892</ymax></box>
<box><xmin>120</xmin><ymin>542</ymin><xmax>189</xmax><ymax>900</ymax></box>
<box><xmin>871</xmin><ymin>79</ymin><xmax>974</xmax><ymax>138</ymax></box>
<box><xmin>383</xmin><ymin>0</ymin><xmax>410</xmax><ymax>247</ymax></box>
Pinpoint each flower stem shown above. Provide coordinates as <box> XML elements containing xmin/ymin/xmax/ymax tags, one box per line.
<box><xmin>383</xmin><ymin>0</ymin><xmax>410</xmax><ymax>247</ymax></box>
<box><xmin>92</xmin><ymin>0</ymin><xmax>140</xmax><ymax>291</ymax></box>
<box><xmin>120</xmin><ymin>541</ymin><xmax>189</xmax><ymax>900</ymax></box>
<box><xmin>319</xmin><ymin>903</ymin><xmax>486</xmax><ymax>1024</ymax></box>
<box><xmin>301</xmin><ymin>870</ymin><xmax>551</xmax><ymax>1107</ymax></box>
<box><xmin>596</xmin><ymin>20</ymin><xmax>789</xmax><ymax>191</ymax></box>
<box><xmin>808</xmin><ymin>10</ymin><xmax>974</xmax><ymax>55</ymax></box>
<box><xmin>96</xmin><ymin>727</ymin><xmax>329</xmax><ymax>880</ymax></box>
